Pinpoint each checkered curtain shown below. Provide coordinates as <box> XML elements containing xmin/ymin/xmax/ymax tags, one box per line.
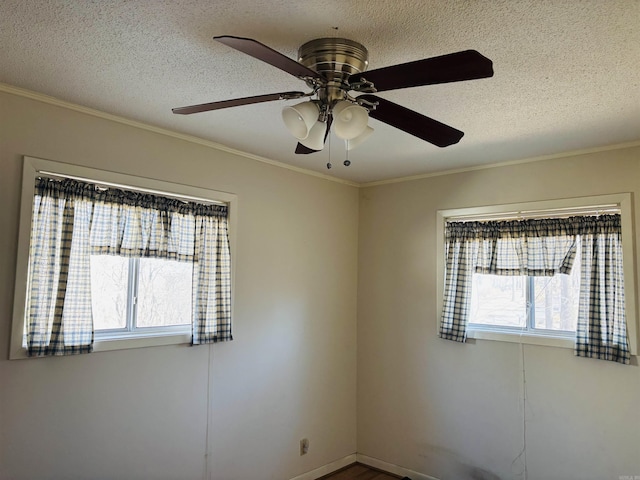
<box><xmin>440</xmin><ymin>216</ymin><xmax>629</xmax><ymax>363</ymax></box>
<box><xmin>475</xmin><ymin>219</ymin><xmax>577</xmax><ymax>276</ymax></box>
<box><xmin>439</xmin><ymin>219</ymin><xmax>577</xmax><ymax>342</ymax></box>
<box><xmin>24</xmin><ymin>177</ymin><xmax>232</xmax><ymax>356</ymax></box>
<box><xmin>25</xmin><ymin>180</ymin><xmax>94</xmax><ymax>355</ymax></box>
<box><xmin>439</xmin><ymin>223</ymin><xmax>480</xmax><ymax>342</ymax></box>
<box><xmin>575</xmin><ymin>216</ymin><xmax>629</xmax><ymax>364</ymax></box>
<box><xmin>90</xmin><ymin>197</ymin><xmax>198</xmax><ymax>261</ymax></box>
<box><xmin>192</xmin><ymin>211</ymin><xmax>232</xmax><ymax>344</ymax></box>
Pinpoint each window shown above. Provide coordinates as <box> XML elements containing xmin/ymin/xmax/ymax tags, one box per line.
<box><xmin>469</xmin><ymin>246</ymin><xmax>581</xmax><ymax>336</ymax></box>
<box><xmin>10</xmin><ymin>157</ymin><xmax>237</xmax><ymax>359</ymax></box>
<box><xmin>90</xmin><ymin>256</ymin><xmax>193</xmax><ymax>337</ymax></box>
<box><xmin>436</xmin><ymin>195</ymin><xmax>638</xmax><ymax>364</ymax></box>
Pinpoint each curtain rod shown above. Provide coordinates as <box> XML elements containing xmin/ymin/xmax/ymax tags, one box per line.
<box><xmin>37</xmin><ymin>170</ymin><xmax>227</xmax><ymax>207</ymax></box>
<box><xmin>446</xmin><ymin>204</ymin><xmax>621</xmax><ymax>223</ymax></box>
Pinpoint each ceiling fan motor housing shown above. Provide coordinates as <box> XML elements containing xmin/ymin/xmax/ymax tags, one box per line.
<box><xmin>298</xmin><ymin>37</ymin><xmax>369</xmax><ymax>106</ymax></box>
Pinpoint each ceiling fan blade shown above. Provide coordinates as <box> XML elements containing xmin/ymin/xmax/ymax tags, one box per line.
<box><xmin>215</xmin><ymin>35</ymin><xmax>324</xmax><ymax>80</ymax></box>
<box><xmin>351</xmin><ymin>50</ymin><xmax>493</xmax><ymax>92</ymax></box>
<box><xmin>359</xmin><ymin>95</ymin><xmax>463</xmax><ymax>147</ymax></box>
<box><xmin>295</xmin><ymin>115</ymin><xmax>333</xmax><ymax>154</ymax></box>
<box><xmin>295</xmin><ymin>143</ymin><xmax>316</xmax><ymax>155</ymax></box>
<box><xmin>172</xmin><ymin>91</ymin><xmax>306</xmax><ymax>115</ymax></box>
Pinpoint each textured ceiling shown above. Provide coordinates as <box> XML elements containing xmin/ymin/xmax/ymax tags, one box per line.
<box><xmin>1</xmin><ymin>0</ymin><xmax>639</xmax><ymax>183</ymax></box>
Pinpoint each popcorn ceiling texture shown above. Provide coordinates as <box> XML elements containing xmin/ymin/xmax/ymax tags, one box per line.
<box><xmin>1</xmin><ymin>0</ymin><xmax>638</xmax><ymax>183</ymax></box>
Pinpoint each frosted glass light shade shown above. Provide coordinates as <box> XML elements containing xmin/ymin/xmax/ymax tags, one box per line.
<box><xmin>282</xmin><ymin>102</ymin><xmax>320</xmax><ymax>140</ymax></box>
<box><xmin>299</xmin><ymin>120</ymin><xmax>327</xmax><ymax>151</ymax></box>
<box><xmin>347</xmin><ymin>126</ymin><xmax>374</xmax><ymax>150</ymax></box>
<box><xmin>333</xmin><ymin>101</ymin><xmax>369</xmax><ymax>140</ymax></box>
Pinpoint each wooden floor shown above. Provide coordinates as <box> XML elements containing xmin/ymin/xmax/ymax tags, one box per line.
<box><xmin>321</xmin><ymin>463</ymin><xmax>402</xmax><ymax>480</ymax></box>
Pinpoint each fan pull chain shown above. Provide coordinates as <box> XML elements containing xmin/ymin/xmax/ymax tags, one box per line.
<box><xmin>326</xmin><ymin>132</ymin><xmax>332</xmax><ymax>169</ymax></box>
<box><xmin>344</xmin><ymin>140</ymin><xmax>351</xmax><ymax>166</ymax></box>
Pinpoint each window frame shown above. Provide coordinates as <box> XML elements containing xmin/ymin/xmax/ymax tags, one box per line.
<box><xmin>468</xmin><ymin>273</ymin><xmax>578</xmax><ymax>338</ymax></box>
<box><xmin>91</xmin><ymin>256</ymin><xmax>193</xmax><ymax>340</ymax></box>
<box><xmin>436</xmin><ymin>194</ymin><xmax>638</xmax><ymax>354</ymax></box>
<box><xmin>10</xmin><ymin>156</ymin><xmax>237</xmax><ymax>360</ymax></box>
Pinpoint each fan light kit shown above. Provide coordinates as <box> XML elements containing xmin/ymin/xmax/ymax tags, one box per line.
<box><xmin>173</xmin><ymin>35</ymin><xmax>494</xmax><ymax>168</ymax></box>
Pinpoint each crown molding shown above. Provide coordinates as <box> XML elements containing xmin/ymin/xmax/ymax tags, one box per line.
<box><xmin>0</xmin><ymin>83</ymin><xmax>359</xmax><ymax>188</ymax></box>
<box><xmin>3</xmin><ymin>82</ymin><xmax>638</xmax><ymax>190</ymax></box>
<box><xmin>361</xmin><ymin>140</ymin><xmax>640</xmax><ymax>188</ymax></box>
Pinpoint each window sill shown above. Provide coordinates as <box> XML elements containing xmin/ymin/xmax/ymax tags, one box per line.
<box><xmin>93</xmin><ymin>333</ymin><xmax>192</xmax><ymax>353</ymax></box>
<box><xmin>466</xmin><ymin>329</ymin><xmax>575</xmax><ymax>349</ymax></box>
<box><xmin>9</xmin><ymin>333</ymin><xmax>192</xmax><ymax>359</ymax></box>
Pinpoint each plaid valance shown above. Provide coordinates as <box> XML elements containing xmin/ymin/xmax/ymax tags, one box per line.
<box><xmin>36</xmin><ymin>177</ymin><xmax>228</xmax><ymax>216</ymax></box>
<box><xmin>445</xmin><ymin>215</ymin><xmax>621</xmax><ymax>240</ymax></box>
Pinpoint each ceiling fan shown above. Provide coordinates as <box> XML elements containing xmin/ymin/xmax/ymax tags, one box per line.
<box><xmin>173</xmin><ymin>35</ymin><xmax>493</xmax><ymax>162</ymax></box>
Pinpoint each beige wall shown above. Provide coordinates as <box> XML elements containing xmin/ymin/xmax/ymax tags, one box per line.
<box><xmin>357</xmin><ymin>147</ymin><xmax>640</xmax><ymax>479</ymax></box>
<box><xmin>0</xmin><ymin>91</ymin><xmax>359</xmax><ymax>480</ymax></box>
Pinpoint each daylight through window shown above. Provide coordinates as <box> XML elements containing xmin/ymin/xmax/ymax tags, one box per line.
<box><xmin>469</xmin><ymin>246</ymin><xmax>581</xmax><ymax>335</ymax></box>
<box><xmin>90</xmin><ymin>256</ymin><xmax>193</xmax><ymax>336</ymax></box>
<box><xmin>10</xmin><ymin>157</ymin><xmax>236</xmax><ymax>359</ymax></box>
<box><xmin>437</xmin><ymin>197</ymin><xmax>636</xmax><ymax>365</ymax></box>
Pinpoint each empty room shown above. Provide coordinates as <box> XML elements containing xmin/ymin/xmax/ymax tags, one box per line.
<box><xmin>1</xmin><ymin>1</ymin><xmax>639</xmax><ymax>479</ymax></box>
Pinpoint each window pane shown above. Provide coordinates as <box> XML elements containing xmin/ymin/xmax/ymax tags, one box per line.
<box><xmin>136</xmin><ymin>258</ymin><xmax>192</xmax><ymax>328</ymax></box>
<box><xmin>90</xmin><ymin>255</ymin><xmax>129</xmax><ymax>330</ymax></box>
<box><xmin>533</xmin><ymin>249</ymin><xmax>581</xmax><ymax>332</ymax></box>
<box><xmin>470</xmin><ymin>274</ymin><xmax>527</xmax><ymax>328</ymax></box>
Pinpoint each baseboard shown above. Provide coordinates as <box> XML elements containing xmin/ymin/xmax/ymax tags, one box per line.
<box><xmin>356</xmin><ymin>454</ymin><xmax>440</xmax><ymax>480</ymax></box>
<box><xmin>289</xmin><ymin>454</ymin><xmax>357</xmax><ymax>480</ymax></box>
<box><xmin>287</xmin><ymin>452</ymin><xmax>440</xmax><ymax>480</ymax></box>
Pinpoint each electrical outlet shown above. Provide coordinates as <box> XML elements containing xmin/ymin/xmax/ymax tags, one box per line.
<box><xmin>300</xmin><ymin>438</ymin><xmax>309</xmax><ymax>455</ymax></box>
